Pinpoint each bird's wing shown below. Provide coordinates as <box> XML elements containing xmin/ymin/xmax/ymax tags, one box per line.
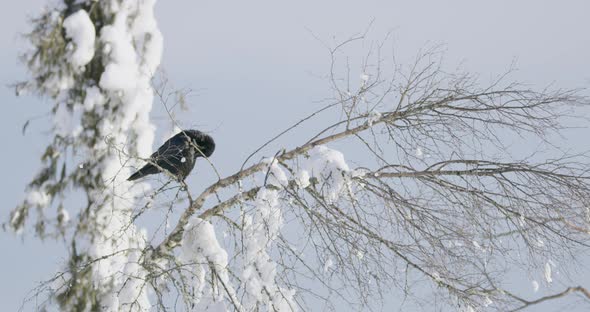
<box><xmin>150</xmin><ymin>134</ymin><xmax>188</xmax><ymax>160</ymax></box>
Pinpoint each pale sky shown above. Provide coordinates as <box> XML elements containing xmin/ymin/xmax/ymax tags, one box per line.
<box><xmin>1</xmin><ymin>1</ymin><xmax>589</xmax><ymax>311</ymax></box>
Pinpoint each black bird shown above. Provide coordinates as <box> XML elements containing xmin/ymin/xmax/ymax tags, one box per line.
<box><xmin>127</xmin><ymin>129</ymin><xmax>215</xmax><ymax>181</ymax></box>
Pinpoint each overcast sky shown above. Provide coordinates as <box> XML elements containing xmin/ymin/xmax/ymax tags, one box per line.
<box><xmin>1</xmin><ymin>1</ymin><xmax>589</xmax><ymax>311</ymax></box>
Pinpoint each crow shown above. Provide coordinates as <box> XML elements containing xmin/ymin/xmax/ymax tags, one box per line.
<box><xmin>127</xmin><ymin>129</ymin><xmax>215</xmax><ymax>181</ymax></box>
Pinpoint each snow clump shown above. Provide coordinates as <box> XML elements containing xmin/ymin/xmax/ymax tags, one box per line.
<box><xmin>63</xmin><ymin>10</ymin><xmax>96</xmax><ymax>68</ymax></box>
<box><xmin>296</xmin><ymin>145</ymin><xmax>350</xmax><ymax>203</ymax></box>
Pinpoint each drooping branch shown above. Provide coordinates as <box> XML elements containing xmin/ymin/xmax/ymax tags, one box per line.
<box><xmin>508</xmin><ymin>286</ymin><xmax>590</xmax><ymax>312</ymax></box>
<box><xmin>153</xmin><ymin>82</ymin><xmax>585</xmax><ymax>259</ymax></box>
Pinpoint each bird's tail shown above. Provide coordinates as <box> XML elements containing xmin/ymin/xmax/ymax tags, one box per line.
<box><xmin>127</xmin><ymin>164</ymin><xmax>159</xmax><ymax>181</ymax></box>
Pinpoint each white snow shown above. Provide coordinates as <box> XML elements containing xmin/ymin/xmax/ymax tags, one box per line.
<box><xmin>360</xmin><ymin>73</ymin><xmax>369</xmax><ymax>83</ymax></box>
<box><xmin>532</xmin><ymin>280</ymin><xmax>539</xmax><ymax>292</ymax></box>
<box><xmin>323</xmin><ymin>258</ymin><xmax>334</xmax><ymax>272</ymax></box>
<box><xmin>97</xmin><ymin>0</ymin><xmax>160</xmax><ymax>158</ymax></box>
<box><xmin>82</xmin><ymin>86</ymin><xmax>105</xmax><ymax>111</ymax></box>
<box><xmin>367</xmin><ymin>110</ymin><xmax>381</xmax><ymax>126</ymax></box>
<box><xmin>131</xmin><ymin>0</ymin><xmax>164</xmax><ymax>76</ymax></box>
<box><xmin>180</xmin><ymin>217</ymin><xmax>240</xmax><ymax>310</ymax></box>
<box><xmin>351</xmin><ymin>168</ymin><xmax>370</xmax><ymax>178</ymax></box>
<box><xmin>99</xmin><ymin>5</ymin><xmax>138</xmax><ymax>91</ymax></box>
<box><xmin>296</xmin><ymin>145</ymin><xmax>350</xmax><ymax>203</ymax></box>
<box><xmin>472</xmin><ymin>240</ymin><xmax>482</xmax><ymax>250</ymax></box>
<box><xmin>415</xmin><ymin>147</ymin><xmax>423</xmax><ymax>158</ymax></box>
<box><xmin>544</xmin><ymin>262</ymin><xmax>553</xmax><ymax>283</ymax></box>
<box><xmin>295</xmin><ymin>169</ymin><xmax>310</xmax><ymax>188</ymax></box>
<box><xmin>9</xmin><ymin>210</ymin><xmax>21</xmax><ymax>227</ymax></box>
<box><xmin>26</xmin><ymin>189</ymin><xmax>51</xmax><ymax>208</ymax></box>
<box><xmin>181</xmin><ymin>217</ymin><xmax>229</xmax><ymax>266</ymax></box>
<box><xmin>432</xmin><ymin>271</ymin><xmax>442</xmax><ymax>283</ymax></box>
<box><xmin>53</xmin><ymin>103</ymin><xmax>83</xmax><ymax>137</ymax></box>
<box><xmin>83</xmin><ymin>1</ymin><xmax>164</xmax><ymax>310</ymax></box>
<box><xmin>49</xmin><ymin>74</ymin><xmax>75</xmax><ymax>91</ymax></box>
<box><xmin>483</xmin><ymin>296</ymin><xmax>493</xmax><ymax>307</ymax></box>
<box><xmin>354</xmin><ymin>249</ymin><xmax>365</xmax><ymax>260</ymax></box>
<box><xmin>58</xmin><ymin>206</ymin><xmax>70</xmax><ymax>224</ymax></box>
<box><xmin>262</xmin><ymin>157</ymin><xmax>289</xmax><ymax>187</ymax></box>
<box><xmin>241</xmin><ymin>187</ymin><xmax>297</xmax><ymax>311</ymax></box>
<box><xmin>63</xmin><ymin>10</ymin><xmax>96</xmax><ymax>68</ymax></box>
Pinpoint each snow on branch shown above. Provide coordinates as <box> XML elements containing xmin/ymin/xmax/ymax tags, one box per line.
<box><xmin>14</xmin><ymin>0</ymin><xmax>163</xmax><ymax>310</ymax></box>
<box><xmin>63</xmin><ymin>9</ymin><xmax>95</xmax><ymax>68</ymax></box>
